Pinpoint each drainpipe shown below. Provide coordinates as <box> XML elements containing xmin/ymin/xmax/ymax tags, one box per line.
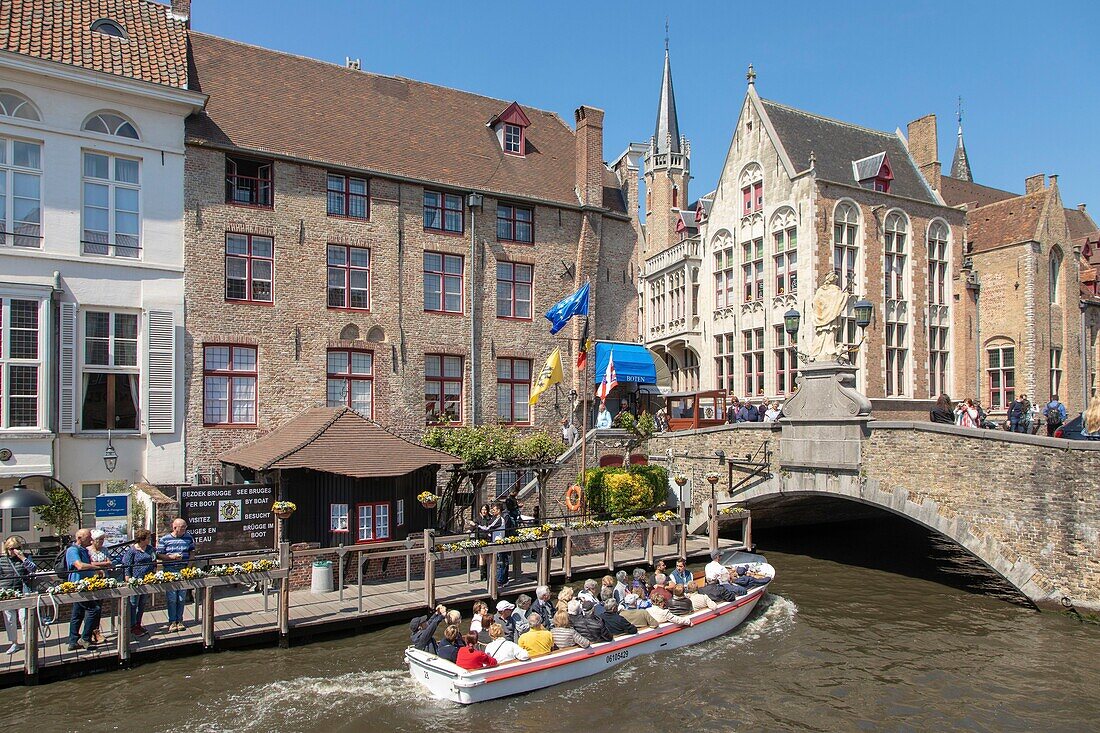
<box><xmin>967</xmin><ymin>264</ymin><xmax>981</xmax><ymax>400</ymax></box>
<box><xmin>1080</xmin><ymin>300</ymin><xmax>1089</xmax><ymax>404</ymax></box>
<box><xmin>468</xmin><ymin>193</ymin><xmax>483</xmax><ymax>424</ymax></box>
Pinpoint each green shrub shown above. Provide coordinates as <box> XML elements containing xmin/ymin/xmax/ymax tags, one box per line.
<box><xmin>581</xmin><ymin>463</ymin><xmax>668</xmax><ymax>517</ymax></box>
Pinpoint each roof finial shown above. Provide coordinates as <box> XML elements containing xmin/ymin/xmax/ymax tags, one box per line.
<box><xmin>746</xmin><ymin>63</ymin><xmax>756</xmax><ymax>86</ymax></box>
<box><xmin>664</xmin><ymin>18</ymin><xmax>669</xmax><ymax>51</ymax></box>
<box><xmin>956</xmin><ymin>95</ymin><xmax>963</xmax><ymax>127</ymax></box>
<box><xmin>809</xmin><ymin>150</ymin><xmax>816</xmax><ymax>170</ymax></box>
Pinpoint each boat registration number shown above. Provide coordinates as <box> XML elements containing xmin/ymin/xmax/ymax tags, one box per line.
<box><xmin>604</xmin><ymin>650</ymin><xmax>629</xmax><ymax>664</ymax></box>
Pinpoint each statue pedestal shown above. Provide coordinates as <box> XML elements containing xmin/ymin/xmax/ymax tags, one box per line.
<box><xmin>779</xmin><ymin>361</ymin><xmax>871</xmax><ymax>473</ymax></box>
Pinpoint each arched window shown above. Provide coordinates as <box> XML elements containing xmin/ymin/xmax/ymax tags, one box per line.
<box><xmin>927</xmin><ymin>220</ymin><xmax>951</xmax><ymax>398</ymax></box>
<box><xmin>0</xmin><ymin>91</ymin><xmax>40</xmax><ymax>121</ymax></box>
<box><xmin>832</xmin><ymin>202</ymin><xmax>859</xmax><ymax>290</ymax></box>
<box><xmin>1050</xmin><ymin>247</ymin><xmax>1063</xmax><ymax>302</ymax></box>
<box><xmin>90</xmin><ymin>18</ymin><xmax>128</xmax><ymax>39</ymax></box>
<box><xmin>883</xmin><ymin>211</ymin><xmax>909</xmax><ymax>397</ymax></box>
<box><xmin>771</xmin><ymin>207</ymin><xmax>797</xmax><ymax>296</ymax></box>
<box><xmin>83</xmin><ymin>111</ymin><xmax>139</xmax><ymax>139</ymax></box>
<box><xmin>927</xmin><ymin>221</ymin><xmax>949</xmax><ymax>306</ymax></box>
<box><xmin>739</xmin><ymin>163</ymin><xmax>763</xmax><ymax>216</ymax></box>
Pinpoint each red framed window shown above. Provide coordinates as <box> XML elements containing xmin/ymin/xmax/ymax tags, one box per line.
<box><xmin>327</xmin><ymin>244</ymin><xmax>370</xmax><ymax>310</ymax></box>
<box><xmin>742</xmin><ymin>237</ymin><xmax>764</xmax><ymax>302</ymax></box>
<box><xmin>203</xmin><ymin>345</ymin><xmax>257</xmax><ymax>426</ymax></box>
<box><xmin>773</xmin><ymin>227</ymin><xmax>798</xmax><ymax>295</ymax></box>
<box><xmin>225</xmin><ymin>156</ymin><xmax>272</xmax><ymax>208</ymax></box>
<box><xmin>327</xmin><ymin>173</ymin><xmax>369</xmax><ymax>219</ymax></box>
<box><xmin>714</xmin><ymin>245</ymin><xmax>736</xmax><ymax>309</ymax></box>
<box><xmin>330</xmin><ymin>504</ymin><xmax>349</xmax><ymax>533</ymax></box>
<box><xmin>742</xmin><ymin>328</ymin><xmax>764</xmax><ymax>397</ymax></box>
<box><xmin>929</xmin><ymin>325</ymin><xmax>949</xmax><ymax>398</ymax></box>
<box><xmin>424</xmin><ymin>191</ymin><xmax>464</xmax><ymax>234</ymax></box>
<box><xmin>754</xmin><ymin>182</ymin><xmax>763</xmax><ymax>211</ymax></box>
<box><xmin>326</xmin><ymin>349</ymin><xmax>373</xmax><ymax>417</ymax></box>
<box><xmin>742</xmin><ymin>186</ymin><xmax>752</xmax><ymax>215</ymax></box>
<box><xmin>496</xmin><ymin>262</ymin><xmax>532</xmax><ymax>319</ymax></box>
<box><xmin>225</xmin><ymin>233</ymin><xmax>273</xmax><ymax>303</ymax></box>
<box><xmin>356</xmin><ymin>502</ymin><xmax>391</xmax><ymax>543</ymax></box>
<box><xmin>742</xmin><ymin>182</ymin><xmax>763</xmax><ymax>215</ymax></box>
<box><xmin>496</xmin><ymin>357</ymin><xmax>531</xmax><ymax>424</ymax></box>
<box><xmin>424</xmin><ymin>252</ymin><xmax>464</xmax><ymax>313</ymax></box>
<box><xmin>774</xmin><ymin>325</ymin><xmax>798</xmax><ymax>395</ymax></box>
<box><xmin>425</xmin><ymin>354</ymin><xmax>463</xmax><ymax>424</ymax></box>
<box><xmin>497</xmin><ymin>204</ymin><xmax>533</xmax><ymax>243</ymax></box>
<box><xmin>987</xmin><ymin>345</ymin><xmax>1015</xmax><ymax>409</ymax></box>
<box><xmin>504</xmin><ymin>124</ymin><xmax>523</xmax><ymax>155</ymax></box>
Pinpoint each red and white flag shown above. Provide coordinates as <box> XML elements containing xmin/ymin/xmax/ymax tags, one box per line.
<box><xmin>596</xmin><ymin>350</ymin><xmax>618</xmax><ymax>401</ymax></box>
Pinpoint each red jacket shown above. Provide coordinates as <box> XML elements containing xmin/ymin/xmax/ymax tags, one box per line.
<box><xmin>456</xmin><ymin>645</ymin><xmax>498</xmax><ymax>670</ymax></box>
<box><xmin>649</xmin><ymin>585</ymin><xmax>673</xmax><ymax>604</ymax></box>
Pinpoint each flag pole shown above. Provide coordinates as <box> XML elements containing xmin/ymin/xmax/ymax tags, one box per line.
<box><xmin>579</xmin><ymin>315</ymin><xmax>589</xmax><ymax>520</ymax></box>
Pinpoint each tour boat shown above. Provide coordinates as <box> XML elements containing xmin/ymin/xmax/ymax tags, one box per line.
<box><xmin>405</xmin><ymin>551</ymin><xmax>774</xmax><ymax>704</ymax></box>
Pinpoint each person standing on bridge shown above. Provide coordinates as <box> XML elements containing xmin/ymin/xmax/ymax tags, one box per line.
<box><xmin>1007</xmin><ymin>395</ymin><xmax>1030</xmax><ymax>433</ymax></box>
<box><xmin>1042</xmin><ymin>394</ymin><xmax>1067</xmax><ymax>437</ymax></box>
<box><xmin>954</xmin><ymin>399</ymin><xmax>979</xmax><ymax>429</ymax></box>
<box><xmin>157</xmin><ymin>518</ymin><xmax>196</xmax><ymax>633</ymax></box>
<box><xmin>930</xmin><ymin>394</ymin><xmax>954</xmax><ymax>424</ymax></box>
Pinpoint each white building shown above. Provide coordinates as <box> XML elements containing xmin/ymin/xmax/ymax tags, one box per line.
<box><xmin>0</xmin><ymin>0</ymin><xmax>204</xmax><ymax>534</ymax></box>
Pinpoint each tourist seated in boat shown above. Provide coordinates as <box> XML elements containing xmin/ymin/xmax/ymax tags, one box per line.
<box><xmin>699</xmin><ymin>575</ymin><xmax>746</xmax><ymax>603</ymax></box>
<box><xmin>470</xmin><ymin>600</ymin><xmax>492</xmax><ymax>643</ymax></box>
<box><xmin>599</xmin><ymin>598</ymin><xmax>638</xmax><ymax>637</ymax></box>
<box><xmin>686</xmin><ymin>581</ymin><xmax>719</xmax><ymax>611</ymax></box>
<box><xmin>437</xmin><ymin>624</ymin><xmax>464</xmax><ymax>663</ymax></box>
<box><xmin>704</xmin><ymin>550</ymin><xmax>731</xmax><ymax>584</ymax></box>
<box><xmin>578</xmin><ymin>578</ymin><xmax>600</xmax><ymax>606</ymax></box>
<box><xmin>410</xmin><ymin>604</ymin><xmax>447</xmax><ymax>653</ymax></box>
<box><xmin>667</xmin><ymin>584</ymin><xmax>693</xmax><ymax>615</ymax></box>
<box><xmin>632</xmin><ymin>568</ymin><xmax>650</xmax><ymax>597</ymax></box>
<box><xmin>646</xmin><ymin>594</ymin><xmax>693</xmax><ymax>627</ymax></box>
<box><xmin>511</xmin><ymin>595</ymin><xmax>534</xmax><ymax>639</ymax></box>
<box><xmin>619</xmin><ymin>593</ymin><xmax>654</xmax><ymax>628</ymax></box>
<box><xmin>517</xmin><ymin>613</ymin><xmax>554</xmax><ymax>658</ymax></box>
<box><xmin>493</xmin><ymin>600</ymin><xmax>519</xmax><ymax>642</ymax></box>
<box><xmin>485</xmin><ymin>622</ymin><xmax>530</xmax><ymax>663</ymax></box>
<box><xmin>670</xmin><ymin>557</ymin><xmax>693</xmax><ymax>586</ymax></box>
<box><xmin>531</xmin><ymin>586</ymin><xmax>555</xmax><ymax>628</ymax></box>
<box><xmin>601</xmin><ymin>575</ymin><xmax>618</xmax><ymax>602</ymax></box>
<box><xmin>572</xmin><ymin>599</ymin><xmax>613</xmax><ymax>643</ymax></box>
<box><xmin>555</xmin><ymin>586</ymin><xmax>575</xmax><ymax>616</ymax></box>
<box><xmin>614</xmin><ymin>570</ymin><xmax>629</xmax><ymax>601</ymax></box>
<box><xmin>456</xmin><ymin>631</ymin><xmax>498</xmax><ymax>670</ymax></box>
<box><xmin>550</xmin><ymin>609</ymin><xmax>591</xmax><ymax>650</ymax></box>
<box><xmin>649</xmin><ymin>573</ymin><xmax>673</xmax><ymax>604</ymax></box>
<box><xmin>732</xmin><ymin>565</ymin><xmax>771</xmax><ymax>588</ymax></box>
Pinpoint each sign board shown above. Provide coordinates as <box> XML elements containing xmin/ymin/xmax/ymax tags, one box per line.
<box><xmin>94</xmin><ymin>493</ymin><xmax>130</xmax><ymax>546</ymax></box>
<box><xmin>179</xmin><ymin>484</ymin><xmax>276</xmax><ymax>554</ymax></box>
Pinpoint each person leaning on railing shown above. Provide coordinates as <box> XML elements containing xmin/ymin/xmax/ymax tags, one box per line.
<box><xmin>156</xmin><ymin>518</ymin><xmax>196</xmax><ymax>633</ymax></box>
<box><xmin>120</xmin><ymin>529</ymin><xmax>156</xmax><ymax>637</ymax></box>
<box><xmin>1</xmin><ymin>537</ymin><xmax>37</xmax><ymax>654</ymax></box>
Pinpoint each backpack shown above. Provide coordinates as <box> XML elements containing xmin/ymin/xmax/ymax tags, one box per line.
<box><xmin>1047</xmin><ymin>403</ymin><xmax>1064</xmax><ymax>427</ymax></box>
<box><xmin>53</xmin><ymin>548</ymin><xmax>70</xmax><ymax>581</ymax></box>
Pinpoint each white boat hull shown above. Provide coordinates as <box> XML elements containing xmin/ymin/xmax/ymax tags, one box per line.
<box><xmin>405</xmin><ymin>583</ymin><xmax>769</xmax><ymax>704</ymax></box>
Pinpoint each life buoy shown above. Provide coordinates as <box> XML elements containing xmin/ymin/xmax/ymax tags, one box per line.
<box><xmin>565</xmin><ymin>484</ymin><xmax>584</xmax><ymax>512</ymax></box>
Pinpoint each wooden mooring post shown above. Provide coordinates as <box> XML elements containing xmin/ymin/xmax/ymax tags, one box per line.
<box><xmin>23</xmin><ymin>604</ymin><xmax>38</xmax><ymax>682</ymax></box>
<box><xmin>423</xmin><ymin>530</ymin><xmax>436</xmax><ymax>607</ymax></box>
<box><xmin>278</xmin><ymin>542</ymin><xmax>290</xmax><ymax>646</ymax></box>
<box><xmin>117</xmin><ymin>597</ymin><xmax>132</xmax><ymax>663</ymax></box>
<box><xmin>202</xmin><ymin>587</ymin><xmax>216</xmax><ymax>649</ymax></box>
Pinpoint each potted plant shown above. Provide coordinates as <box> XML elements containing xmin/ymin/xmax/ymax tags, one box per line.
<box><xmin>417</xmin><ymin>491</ymin><xmax>442</xmax><ymax>509</ymax></box>
<box><xmin>272</xmin><ymin>501</ymin><xmax>297</xmax><ymax>520</ymax></box>
<box><xmin>673</xmin><ymin>473</ymin><xmax>689</xmax><ymax>487</ymax></box>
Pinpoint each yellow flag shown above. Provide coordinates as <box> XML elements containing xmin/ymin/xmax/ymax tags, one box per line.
<box><xmin>530</xmin><ymin>349</ymin><xmax>564</xmax><ymax>405</ymax></box>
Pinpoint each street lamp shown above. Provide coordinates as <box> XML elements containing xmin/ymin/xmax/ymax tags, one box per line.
<box><xmin>0</xmin><ymin>474</ymin><xmax>82</xmax><ymax>527</ymax></box>
<box><xmin>103</xmin><ymin>430</ymin><xmax>118</xmax><ymax>473</ymax></box>
<box><xmin>783</xmin><ymin>308</ymin><xmax>800</xmax><ymax>337</ymax></box>
<box><xmin>853</xmin><ymin>299</ymin><xmax>874</xmax><ymax>329</ymax></box>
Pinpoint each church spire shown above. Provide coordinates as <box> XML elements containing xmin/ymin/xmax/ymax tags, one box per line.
<box><xmin>951</xmin><ymin>96</ymin><xmax>973</xmax><ymax>182</ymax></box>
<box><xmin>653</xmin><ymin>25</ymin><xmax>681</xmax><ymax>156</ymax></box>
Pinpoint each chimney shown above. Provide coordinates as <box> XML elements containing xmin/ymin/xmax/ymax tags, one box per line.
<box><xmin>1049</xmin><ymin>174</ymin><xmax>1058</xmax><ymax>188</ymax></box>
<box><xmin>170</xmin><ymin>0</ymin><xmax>191</xmax><ymax>28</ymax></box>
<box><xmin>574</xmin><ymin>106</ymin><xmax>604</xmax><ymax>207</ymax></box>
<box><xmin>907</xmin><ymin>114</ymin><xmax>940</xmax><ymax>191</ymax></box>
<box><xmin>1025</xmin><ymin>174</ymin><xmax>1046</xmax><ymax>194</ymax></box>
<box><xmin>1079</xmin><ymin>203</ymin><xmax>1088</xmax><ymax>212</ymax></box>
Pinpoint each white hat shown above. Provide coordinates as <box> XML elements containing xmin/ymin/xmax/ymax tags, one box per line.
<box><xmin>90</xmin><ymin>529</ymin><xmax>106</xmax><ymax>540</ymax></box>
<box><xmin>496</xmin><ymin>599</ymin><xmax>515</xmax><ymax>612</ymax></box>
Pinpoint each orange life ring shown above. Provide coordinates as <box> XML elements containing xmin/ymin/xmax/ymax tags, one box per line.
<box><xmin>565</xmin><ymin>484</ymin><xmax>584</xmax><ymax>512</ymax></box>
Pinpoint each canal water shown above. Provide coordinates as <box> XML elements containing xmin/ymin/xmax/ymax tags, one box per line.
<box><xmin>2</xmin><ymin>517</ymin><xmax>1098</xmax><ymax>732</ymax></box>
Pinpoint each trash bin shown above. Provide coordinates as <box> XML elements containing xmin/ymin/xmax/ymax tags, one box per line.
<box><xmin>311</xmin><ymin>560</ymin><xmax>333</xmax><ymax>594</ymax></box>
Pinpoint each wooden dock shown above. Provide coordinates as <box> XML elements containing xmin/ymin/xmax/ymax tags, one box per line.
<box><xmin>0</xmin><ymin>528</ymin><xmax>744</xmax><ymax>687</ymax></box>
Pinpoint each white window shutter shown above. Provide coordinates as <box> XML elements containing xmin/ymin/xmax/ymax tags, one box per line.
<box><xmin>58</xmin><ymin>302</ymin><xmax>77</xmax><ymax>433</ymax></box>
<box><xmin>146</xmin><ymin>310</ymin><xmax>176</xmax><ymax>434</ymax></box>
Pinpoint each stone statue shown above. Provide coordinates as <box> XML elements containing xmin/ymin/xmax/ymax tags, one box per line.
<box><xmin>810</xmin><ymin>271</ymin><xmax>849</xmax><ymax>362</ymax></box>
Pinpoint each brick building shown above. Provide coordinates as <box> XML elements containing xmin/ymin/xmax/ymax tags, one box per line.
<box><xmin>180</xmin><ymin>26</ymin><xmax>638</xmax><ymax>484</ymax></box>
<box><xmin>910</xmin><ymin>113</ymin><xmax>1099</xmax><ymax>415</ymax></box>
<box><xmin>640</xmin><ymin>64</ymin><xmax>968</xmax><ymax>411</ymax></box>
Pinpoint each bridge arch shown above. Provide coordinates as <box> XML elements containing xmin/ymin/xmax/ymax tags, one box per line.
<box><xmin>733</xmin><ymin>474</ymin><xmax>1051</xmax><ymax>606</ymax></box>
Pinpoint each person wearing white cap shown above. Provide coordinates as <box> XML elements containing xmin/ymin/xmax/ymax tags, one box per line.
<box><xmin>484</xmin><ymin>621</ymin><xmax>529</xmax><ymax>664</ymax></box>
<box><xmin>87</xmin><ymin>529</ymin><xmax>113</xmax><ymax>644</ymax></box>
<box><xmin>493</xmin><ymin>599</ymin><xmax>517</xmax><ymax>642</ymax></box>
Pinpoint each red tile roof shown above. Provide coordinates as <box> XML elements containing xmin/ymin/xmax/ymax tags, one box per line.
<box><xmin>218</xmin><ymin>406</ymin><xmax>461</xmax><ymax>479</ymax></box>
<box><xmin>185</xmin><ymin>32</ymin><xmax>620</xmax><ymax>209</ymax></box>
<box><xmin>1065</xmin><ymin>206</ymin><xmax>1097</xmax><ymax>241</ymax></box>
<box><xmin>940</xmin><ymin>176</ymin><xmax>1017</xmax><ymax>209</ymax></box>
<box><xmin>0</xmin><ymin>0</ymin><xmax>188</xmax><ymax>88</ymax></box>
<box><xmin>967</xmin><ymin>190</ymin><xmax>1047</xmax><ymax>252</ymax></box>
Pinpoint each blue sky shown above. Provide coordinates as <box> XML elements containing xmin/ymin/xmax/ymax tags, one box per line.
<box><xmin>193</xmin><ymin>1</ymin><xmax>1100</xmax><ymax>213</ymax></box>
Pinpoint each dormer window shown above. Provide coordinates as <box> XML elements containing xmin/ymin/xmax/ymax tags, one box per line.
<box><xmin>490</xmin><ymin>102</ymin><xmax>531</xmax><ymax>157</ymax></box>
<box><xmin>504</xmin><ymin>124</ymin><xmax>522</xmax><ymax>154</ymax></box>
<box><xmin>90</xmin><ymin>18</ymin><xmax>128</xmax><ymax>39</ymax></box>
<box><xmin>853</xmin><ymin>152</ymin><xmax>893</xmax><ymax>194</ymax></box>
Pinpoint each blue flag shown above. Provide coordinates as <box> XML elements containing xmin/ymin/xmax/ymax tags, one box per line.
<box><xmin>544</xmin><ymin>281</ymin><xmax>590</xmax><ymax>335</ymax></box>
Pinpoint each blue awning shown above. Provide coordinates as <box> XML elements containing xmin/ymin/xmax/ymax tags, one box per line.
<box><xmin>592</xmin><ymin>341</ymin><xmax>657</xmax><ymax>385</ymax></box>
